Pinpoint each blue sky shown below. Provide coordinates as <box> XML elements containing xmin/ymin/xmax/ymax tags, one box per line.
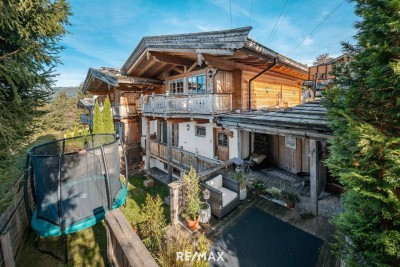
<box><xmin>55</xmin><ymin>0</ymin><xmax>358</xmax><ymax>87</ymax></box>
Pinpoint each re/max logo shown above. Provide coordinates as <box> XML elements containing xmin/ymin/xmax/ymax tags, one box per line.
<box><xmin>176</xmin><ymin>251</ymin><xmax>225</xmax><ymax>262</ymax></box>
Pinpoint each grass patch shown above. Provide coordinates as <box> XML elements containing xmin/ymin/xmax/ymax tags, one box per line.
<box><xmin>0</xmin><ymin>131</ymin><xmax>61</xmax><ymax>212</ymax></box>
<box><xmin>17</xmin><ymin>175</ymin><xmax>169</xmax><ymax>267</ymax></box>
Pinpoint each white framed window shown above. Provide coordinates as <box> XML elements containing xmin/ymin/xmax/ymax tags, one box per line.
<box><xmin>195</xmin><ymin>125</ymin><xmax>206</xmax><ymax>137</ymax></box>
<box><xmin>169</xmin><ymin>79</ymin><xmax>184</xmax><ymax>93</ymax></box>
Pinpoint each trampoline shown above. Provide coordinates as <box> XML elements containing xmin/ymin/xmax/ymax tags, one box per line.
<box><xmin>24</xmin><ymin>134</ymin><xmax>128</xmax><ymax>261</ymax></box>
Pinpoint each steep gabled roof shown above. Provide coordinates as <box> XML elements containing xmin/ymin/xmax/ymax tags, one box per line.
<box><xmin>82</xmin><ymin>67</ymin><xmax>163</xmax><ymax>93</ymax></box>
<box><xmin>121</xmin><ymin>27</ymin><xmax>308</xmax><ymax>75</ymax></box>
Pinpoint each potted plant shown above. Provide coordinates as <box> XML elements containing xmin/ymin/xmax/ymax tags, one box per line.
<box><xmin>233</xmin><ymin>158</ymin><xmax>244</xmax><ymax>172</ymax></box>
<box><xmin>251</xmin><ymin>180</ymin><xmax>267</xmax><ymax>195</ymax></box>
<box><xmin>264</xmin><ymin>186</ymin><xmax>282</xmax><ymax>200</ymax></box>
<box><xmin>229</xmin><ymin>171</ymin><xmax>247</xmax><ymax>200</ymax></box>
<box><xmin>280</xmin><ymin>190</ymin><xmax>300</xmax><ymax>208</ymax></box>
<box><xmin>180</xmin><ymin>168</ymin><xmax>202</xmax><ymax>231</ymax></box>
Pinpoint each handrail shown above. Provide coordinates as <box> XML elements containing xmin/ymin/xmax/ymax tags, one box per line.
<box><xmin>140</xmin><ymin>93</ymin><xmax>232</xmax><ymax>114</ymax></box>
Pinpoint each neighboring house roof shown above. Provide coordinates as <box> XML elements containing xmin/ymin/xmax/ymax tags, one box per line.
<box><xmin>77</xmin><ymin>98</ymin><xmax>95</xmax><ymax>109</ymax></box>
<box><xmin>82</xmin><ymin>67</ymin><xmax>163</xmax><ymax>93</ymax></box>
<box><xmin>121</xmin><ymin>27</ymin><xmax>308</xmax><ymax>76</ymax></box>
<box><xmin>217</xmin><ymin>101</ymin><xmax>331</xmax><ymax>140</ymax></box>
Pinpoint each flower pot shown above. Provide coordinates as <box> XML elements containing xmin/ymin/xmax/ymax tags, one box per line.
<box><xmin>199</xmin><ymin>202</ymin><xmax>211</xmax><ymax>223</ymax></box>
<box><xmin>186</xmin><ymin>217</ymin><xmax>199</xmax><ymax>231</ymax></box>
<box><xmin>285</xmin><ymin>200</ymin><xmax>295</xmax><ymax>209</ymax></box>
<box><xmin>239</xmin><ymin>186</ymin><xmax>247</xmax><ymax>200</ymax></box>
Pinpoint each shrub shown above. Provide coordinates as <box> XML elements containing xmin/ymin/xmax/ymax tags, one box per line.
<box><xmin>139</xmin><ymin>194</ymin><xmax>166</xmax><ymax>253</ymax></box>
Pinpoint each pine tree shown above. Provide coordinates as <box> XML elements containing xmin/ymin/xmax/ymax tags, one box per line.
<box><xmin>92</xmin><ymin>100</ymin><xmax>104</xmax><ymax>134</ymax></box>
<box><xmin>102</xmin><ymin>96</ymin><xmax>115</xmax><ymax>134</ymax></box>
<box><xmin>0</xmin><ymin>0</ymin><xmax>71</xmax><ymax>163</ymax></box>
<box><xmin>324</xmin><ymin>1</ymin><xmax>400</xmax><ymax>266</ymax></box>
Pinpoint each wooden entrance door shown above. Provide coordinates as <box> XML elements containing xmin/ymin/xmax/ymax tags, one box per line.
<box><xmin>215</xmin><ymin>130</ymin><xmax>229</xmax><ymax>161</ymax></box>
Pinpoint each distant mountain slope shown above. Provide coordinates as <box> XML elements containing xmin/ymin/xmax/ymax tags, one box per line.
<box><xmin>51</xmin><ymin>86</ymin><xmax>79</xmax><ymax>99</ymax></box>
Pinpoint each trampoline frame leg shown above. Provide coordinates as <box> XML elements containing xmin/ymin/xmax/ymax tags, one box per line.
<box><xmin>34</xmin><ymin>234</ymin><xmax>68</xmax><ymax>263</ymax></box>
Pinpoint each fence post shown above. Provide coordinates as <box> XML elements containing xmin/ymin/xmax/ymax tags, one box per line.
<box><xmin>1</xmin><ymin>232</ymin><xmax>15</xmax><ymax>267</ymax></box>
<box><xmin>168</xmin><ymin>181</ymin><xmax>182</xmax><ymax>226</ymax></box>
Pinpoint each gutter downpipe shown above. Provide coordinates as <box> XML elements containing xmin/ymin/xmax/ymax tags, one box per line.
<box><xmin>248</xmin><ymin>58</ymin><xmax>278</xmax><ymax>111</ymax></box>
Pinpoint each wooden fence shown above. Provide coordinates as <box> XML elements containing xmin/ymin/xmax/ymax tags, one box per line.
<box><xmin>106</xmin><ymin>209</ymin><xmax>158</xmax><ymax>267</ymax></box>
<box><xmin>0</xmin><ymin>176</ymin><xmax>32</xmax><ymax>267</ymax></box>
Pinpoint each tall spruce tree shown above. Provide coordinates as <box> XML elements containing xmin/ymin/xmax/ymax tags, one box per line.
<box><xmin>92</xmin><ymin>101</ymin><xmax>104</xmax><ymax>134</ymax></box>
<box><xmin>0</xmin><ymin>0</ymin><xmax>71</xmax><ymax>163</ymax></box>
<box><xmin>324</xmin><ymin>1</ymin><xmax>400</xmax><ymax>266</ymax></box>
<box><xmin>102</xmin><ymin>96</ymin><xmax>115</xmax><ymax>134</ymax></box>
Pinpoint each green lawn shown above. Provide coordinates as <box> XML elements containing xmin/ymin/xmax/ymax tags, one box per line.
<box><xmin>16</xmin><ymin>175</ymin><xmax>169</xmax><ymax>267</ymax></box>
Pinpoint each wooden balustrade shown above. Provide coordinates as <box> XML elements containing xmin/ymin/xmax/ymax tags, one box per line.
<box><xmin>140</xmin><ymin>93</ymin><xmax>232</xmax><ymax>115</ymax></box>
<box><xmin>148</xmin><ymin>140</ymin><xmax>221</xmax><ymax>173</ymax></box>
<box><xmin>149</xmin><ymin>141</ymin><xmax>159</xmax><ymax>156</ymax></box>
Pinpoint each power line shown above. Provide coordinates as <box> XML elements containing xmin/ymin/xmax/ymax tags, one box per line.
<box><xmin>269</xmin><ymin>0</ymin><xmax>293</xmax><ymax>44</ymax></box>
<box><xmin>288</xmin><ymin>0</ymin><xmax>346</xmax><ymax>56</ymax></box>
<box><xmin>266</xmin><ymin>0</ymin><xmax>289</xmax><ymax>46</ymax></box>
<box><xmin>248</xmin><ymin>0</ymin><xmax>254</xmax><ymax>26</ymax></box>
<box><xmin>230</xmin><ymin>0</ymin><xmax>233</xmax><ymax>28</ymax></box>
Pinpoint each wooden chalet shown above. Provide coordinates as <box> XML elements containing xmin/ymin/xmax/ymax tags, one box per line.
<box><xmin>79</xmin><ymin>27</ymin><xmax>333</xmax><ymax>214</ymax></box>
<box><xmin>304</xmin><ymin>54</ymin><xmax>351</xmax><ymax>93</ymax></box>
<box><xmin>80</xmin><ymin>67</ymin><xmax>163</xmax><ymax>172</ymax></box>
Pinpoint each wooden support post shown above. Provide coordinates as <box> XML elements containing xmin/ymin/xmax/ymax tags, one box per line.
<box><xmin>145</xmin><ymin>117</ymin><xmax>150</xmax><ymax>173</ymax></box>
<box><xmin>168</xmin><ymin>181</ymin><xmax>182</xmax><ymax>226</ymax></box>
<box><xmin>237</xmin><ymin>129</ymin><xmax>242</xmax><ymax>159</ymax></box>
<box><xmin>167</xmin><ymin>120</ymin><xmax>173</xmax><ymax>183</ymax></box>
<box><xmin>1</xmin><ymin>232</ymin><xmax>15</xmax><ymax>267</ymax></box>
<box><xmin>310</xmin><ymin>139</ymin><xmax>319</xmax><ymax>216</ymax></box>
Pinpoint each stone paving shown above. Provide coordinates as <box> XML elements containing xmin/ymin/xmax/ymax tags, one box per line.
<box><xmin>247</xmin><ymin>168</ymin><xmax>344</xmax><ymax>218</ymax></box>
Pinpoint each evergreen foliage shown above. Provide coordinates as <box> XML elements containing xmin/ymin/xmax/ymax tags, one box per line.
<box><xmin>139</xmin><ymin>194</ymin><xmax>166</xmax><ymax>253</ymax></box>
<box><xmin>324</xmin><ymin>1</ymin><xmax>400</xmax><ymax>266</ymax></box>
<box><xmin>0</xmin><ymin>0</ymin><xmax>71</xmax><ymax>161</ymax></box>
<box><xmin>92</xmin><ymin>101</ymin><xmax>103</xmax><ymax>134</ymax></box>
<box><xmin>102</xmin><ymin>96</ymin><xmax>115</xmax><ymax>134</ymax></box>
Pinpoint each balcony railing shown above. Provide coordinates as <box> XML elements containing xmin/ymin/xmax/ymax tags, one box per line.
<box><xmin>80</xmin><ymin>114</ymin><xmax>93</xmax><ymax>125</ymax></box>
<box><xmin>149</xmin><ymin>140</ymin><xmax>221</xmax><ymax>172</ymax></box>
<box><xmin>112</xmin><ymin>104</ymin><xmax>138</xmax><ymax>118</ymax></box>
<box><xmin>139</xmin><ymin>94</ymin><xmax>232</xmax><ymax>115</ymax></box>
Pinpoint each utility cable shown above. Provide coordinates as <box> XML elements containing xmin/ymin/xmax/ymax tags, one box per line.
<box><xmin>288</xmin><ymin>0</ymin><xmax>346</xmax><ymax>56</ymax></box>
<box><xmin>266</xmin><ymin>0</ymin><xmax>289</xmax><ymax>46</ymax></box>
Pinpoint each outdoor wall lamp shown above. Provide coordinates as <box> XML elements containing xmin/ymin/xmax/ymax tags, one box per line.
<box><xmin>186</xmin><ymin>123</ymin><xmax>190</xmax><ymax>131</ymax></box>
<box><xmin>293</xmin><ymin>90</ymin><xmax>296</xmax><ymax>94</ymax></box>
<box><xmin>265</xmin><ymin>85</ymin><xmax>269</xmax><ymax>93</ymax></box>
<box><xmin>208</xmin><ymin>69</ymin><xmax>213</xmax><ymax>78</ymax></box>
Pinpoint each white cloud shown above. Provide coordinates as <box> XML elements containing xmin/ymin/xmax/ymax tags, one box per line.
<box><xmin>303</xmin><ymin>36</ymin><xmax>314</xmax><ymax>46</ymax></box>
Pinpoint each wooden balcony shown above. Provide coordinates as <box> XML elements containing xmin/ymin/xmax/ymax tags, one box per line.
<box><xmin>149</xmin><ymin>140</ymin><xmax>221</xmax><ymax>172</ymax></box>
<box><xmin>80</xmin><ymin>114</ymin><xmax>93</xmax><ymax>125</ymax></box>
<box><xmin>140</xmin><ymin>94</ymin><xmax>232</xmax><ymax>115</ymax></box>
<box><xmin>112</xmin><ymin>104</ymin><xmax>138</xmax><ymax>118</ymax></box>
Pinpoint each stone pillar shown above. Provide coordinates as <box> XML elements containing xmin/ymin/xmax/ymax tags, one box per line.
<box><xmin>310</xmin><ymin>139</ymin><xmax>319</xmax><ymax>216</ymax></box>
<box><xmin>167</xmin><ymin>120</ymin><xmax>173</xmax><ymax>183</ymax></box>
<box><xmin>168</xmin><ymin>181</ymin><xmax>182</xmax><ymax>226</ymax></box>
<box><xmin>145</xmin><ymin>117</ymin><xmax>150</xmax><ymax>173</ymax></box>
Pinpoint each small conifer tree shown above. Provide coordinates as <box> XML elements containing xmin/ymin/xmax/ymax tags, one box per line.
<box><xmin>92</xmin><ymin>100</ymin><xmax>104</xmax><ymax>134</ymax></box>
<box><xmin>102</xmin><ymin>96</ymin><xmax>114</xmax><ymax>134</ymax></box>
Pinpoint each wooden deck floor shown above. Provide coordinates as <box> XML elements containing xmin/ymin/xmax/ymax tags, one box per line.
<box><xmin>201</xmin><ymin>192</ymin><xmax>340</xmax><ymax>267</ymax></box>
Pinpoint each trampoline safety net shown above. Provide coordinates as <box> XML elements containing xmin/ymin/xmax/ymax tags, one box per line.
<box><xmin>25</xmin><ymin>134</ymin><xmax>127</xmax><ymax>237</ymax></box>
